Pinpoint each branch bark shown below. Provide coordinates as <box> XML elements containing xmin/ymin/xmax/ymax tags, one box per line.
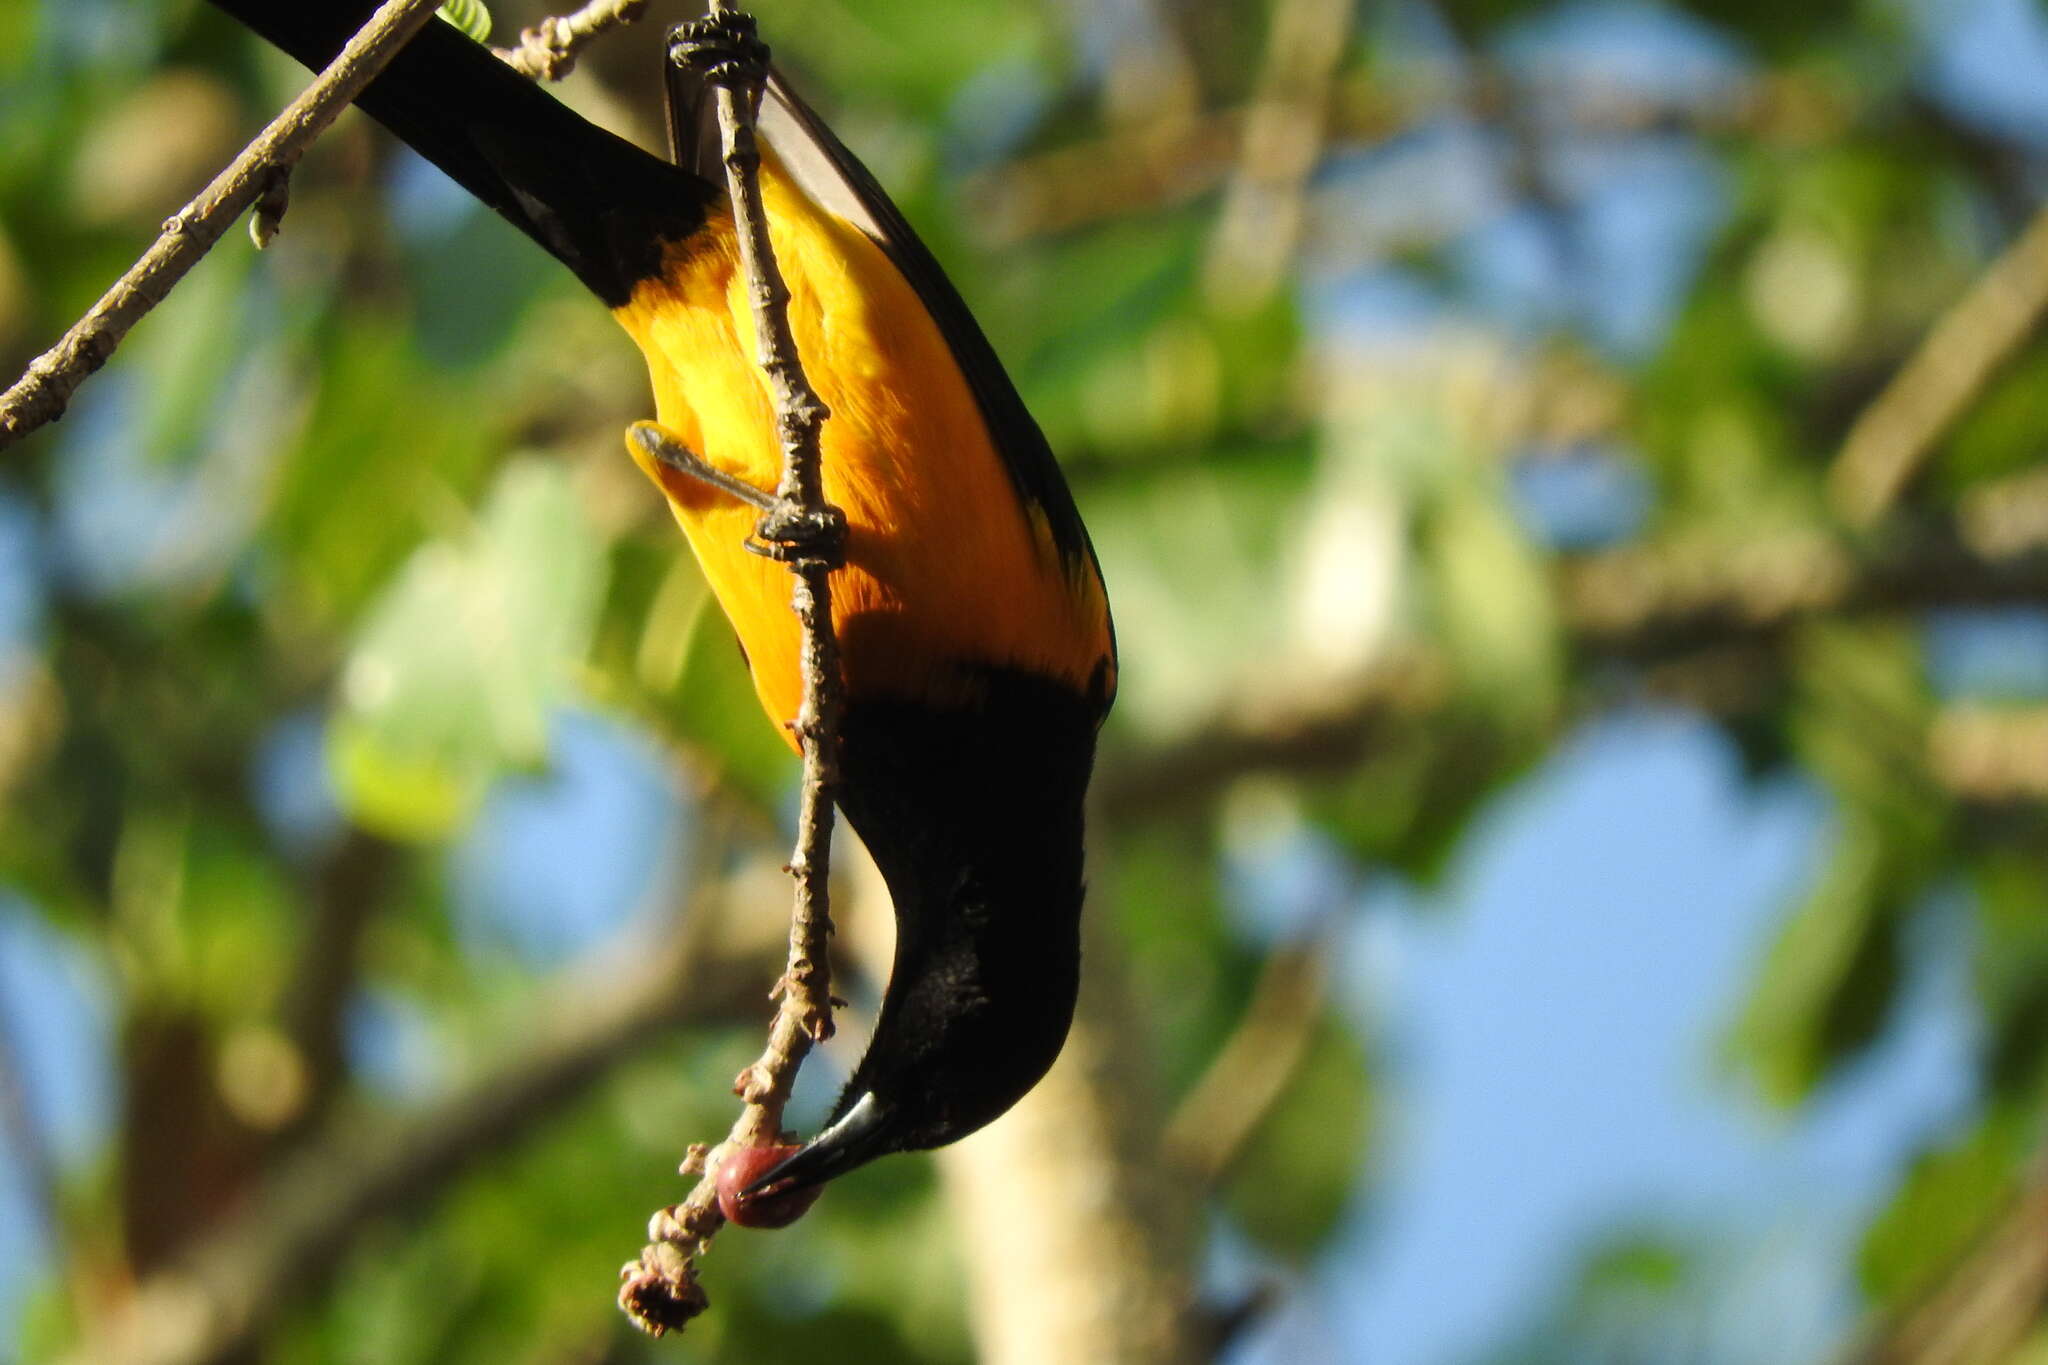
<box><xmin>1828</xmin><ymin>205</ymin><xmax>2048</xmax><ymax>528</ymax></box>
<box><xmin>274</xmin><ymin>827</ymin><xmax>401</xmax><ymax>1146</ymax></box>
<box><xmin>0</xmin><ymin>0</ymin><xmax>446</xmax><ymax>454</ymax></box>
<box><xmin>1838</xmin><ymin>1157</ymin><xmax>2048</xmax><ymax>1365</ymax></box>
<box><xmin>1161</xmin><ymin>938</ymin><xmax>1330</xmax><ymax>1185</ymax></box>
<box><xmin>1201</xmin><ymin>0</ymin><xmax>1354</xmax><ymax>311</ymax></box>
<box><xmin>967</xmin><ymin>62</ymin><xmax>1816</xmax><ymax>245</ymax></box>
<box><xmin>1562</xmin><ymin>518</ymin><xmax>2048</xmax><ymax>664</ymax></box>
<box><xmin>494</xmin><ymin>0</ymin><xmax>652</xmax><ymax>80</ymax></box>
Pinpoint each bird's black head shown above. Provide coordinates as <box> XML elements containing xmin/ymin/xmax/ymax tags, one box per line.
<box><xmin>748</xmin><ymin>665</ymin><xmax>1106</xmax><ymax>1198</ymax></box>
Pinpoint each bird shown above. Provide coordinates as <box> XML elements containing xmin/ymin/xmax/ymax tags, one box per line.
<box><xmin>206</xmin><ymin>1</ymin><xmax>1116</xmax><ymax>1201</ymax></box>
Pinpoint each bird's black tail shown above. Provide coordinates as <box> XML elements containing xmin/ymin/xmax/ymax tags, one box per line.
<box><xmin>209</xmin><ymin>0</ymin><xmax>717</xmax><ymax>305</ymax></box>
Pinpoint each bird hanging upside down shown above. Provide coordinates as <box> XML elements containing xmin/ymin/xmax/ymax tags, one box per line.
<box><xmin>208</xmin><ymin>2</ymin><xmax>1116</xmax><ymax>1202</ymax></box>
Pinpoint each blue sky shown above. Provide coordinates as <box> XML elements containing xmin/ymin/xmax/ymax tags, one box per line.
<box><xmin>1241</xmin><ymin>711</ymin><xmax>1977</xmax><ymax>1364</ymax></box>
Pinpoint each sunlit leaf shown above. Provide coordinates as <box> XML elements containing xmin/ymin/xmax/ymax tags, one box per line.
<box><xmin>328</xmin><ymin>458</ymin><xmax>607</xmax><ymax>841</ymax></box>
<box><xmin>436</xmin><ymin>0</ymin><xmax>492</xmax><ymax>43</ymax></box>
<box><xmin>1727</xmin><ymin>812</ymin><xmax>1905</xmax><ymax>1105</ymax></box>
<box><xmin>1425</xmin><ymin>487</ymin><xmax>1561</xmax><ymax>720</ymax></box>
<box><xmin>1860</xmin><ymin>1103</ymin><xmax>2030</xmax><ymax>1306</ymax></box>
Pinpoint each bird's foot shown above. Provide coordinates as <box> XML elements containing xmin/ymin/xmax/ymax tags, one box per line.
<box><xmin>746</xmin><ymin>500</ymin><xmax>846</xmax><ymax>567</ymax></box>
<box><xmin>667</xmin><ymin>11</ymin><xmax>770</xmax><ymax>88</ymax></box>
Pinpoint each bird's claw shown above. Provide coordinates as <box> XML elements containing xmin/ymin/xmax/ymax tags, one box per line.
<box><xmin>667</xmin><ymin>12</ymin><xmax>769</xmax><ymax>87</ymax></box>
<box><xmin>745</xmin><ymin>502</ymin><xmax>846</xmax><ymax>566</ymax></box>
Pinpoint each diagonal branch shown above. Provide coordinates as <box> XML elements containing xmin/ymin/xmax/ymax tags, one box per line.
<box><xmin>0</xmin><ymin>0</ymin><xmax>446</xmax><ymax>454</ymax></box>
<box><xmin>1837</xmin><ymin>1154</ymin><xmax>2048</xmax><ymax>1365</ymax></box>
<box><xmin>1828</xmin><ymin>205</ymin><xmax>2048</xmax><ymax>528</ymax></box>
<box><xmin>1200</xmin><ymin>0</ymin><xmax>1355</xmax><ymax>311</ymax></box>
<box><xmin>1161</xmin><ymin>937</ymin><xmax>1332</xmax><ymax>1185</ymax></box>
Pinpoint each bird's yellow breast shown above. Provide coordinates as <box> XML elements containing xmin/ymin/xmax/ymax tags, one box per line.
<box><xmin>612</xmin><ymin>151</ymin><xmax>1112</xmax><ymax>745</ymax></box>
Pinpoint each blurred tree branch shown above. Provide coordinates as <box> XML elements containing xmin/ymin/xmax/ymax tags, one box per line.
<box><xmin>1829</xmin><ymin>205</ymin><xmax>2048</xmax><ymax>528</ymax></box>
<box><xmin>1928</xmin><ymin>706</ymin><xmax>2048</xmax><ymax>804</ymax></box>
<box><xmin>1840</xmin><ymin>1155</ymin><xmax>2048</xmax><ymax>1365</ymax></box>
<box><xmin>1106</xmin><ymin>498</ymin><xmax>2048</xmax><ymax>819</ymax></box>
<box><xmin>66</xmin><ymin>883</ymin><xmax>787</xmax><ymax>1365</ymax></box>
<box><xmin>274</xmin><ymin>827</ymin><xmax>402</xmax><ymax>1146</ymax></box>
<box><xmin>1201</xmin><ymin>0</ymin><xmax>1353</xmax><ymax>311</ymax></box>
<box><xmin>1565</xmin><ymin>512</ymin><xmax>2048</xmax><ymax>664</ymax></box>
<box><xmin>968</xmin><ymin>63</ymin><xmax>1825</xmax><ymax>244</ymax></box>
<box><xmin>1161</xmin><ymin>936</ymin><xmax>1330</xmax><ymax>1185</ymax></box>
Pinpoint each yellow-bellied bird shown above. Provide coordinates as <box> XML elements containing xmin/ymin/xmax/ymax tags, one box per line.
<box><xmin>209</xmin><ymin>1</ymin><xmax>1115</xmax><ymax>1198</ymax></box>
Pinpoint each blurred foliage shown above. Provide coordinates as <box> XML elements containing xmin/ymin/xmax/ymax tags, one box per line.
<box><xmin>331</xmin><ymin>458</ymin><xmax>607</xmax><ymax>840</ymax></box>
<box><xmin>3</xmin><ymin>0</ymin><xmax>2048</xmax><ymax>1361</ymax></box>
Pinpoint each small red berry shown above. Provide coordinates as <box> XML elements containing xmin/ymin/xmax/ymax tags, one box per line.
<box><xmin>716</xmin><ymin>1144</ymin><xmax>822</xmax><ymax>1228</ymax></box>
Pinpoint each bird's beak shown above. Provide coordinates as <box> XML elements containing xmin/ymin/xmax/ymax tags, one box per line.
<box><xmin>744</xmin><ymin>1092</ymin><xmax>888</xmax><ymax>1196</ymax></box>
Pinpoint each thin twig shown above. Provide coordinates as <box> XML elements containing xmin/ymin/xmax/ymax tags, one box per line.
<box><xmin>619</xmin><ymin>6</ymin><xmax>846</xmax><ymax>1336</ymax></box>
<box><xmin>1200</xmin><ymin>0</ymin><xmax>1354</xmax><ymax>312</ymax></box>
<box><xmin>1829</xmin><ymin>205</ymin><xmax>2048</xmax><ymax>527</ymax></box>
<box><xmin>1160</xmin><ymin>938</ymin><xmax>1331</xmax><ymax>1184</ymax></box>
<box><xmin>494</xmin><ymin>0</ymin><xmax>651</xmax><ymax>80</ymax></box>
<box><xmin>0</xmin><ymin>0</ymin><xmax>446</xmax><ymax>454</ymax></box>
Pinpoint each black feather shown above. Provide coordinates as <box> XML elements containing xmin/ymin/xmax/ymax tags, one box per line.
<box><xmin>211</xmin><ymin>0</ymin><xmax>714</xmax><ymax>305</ymax></box>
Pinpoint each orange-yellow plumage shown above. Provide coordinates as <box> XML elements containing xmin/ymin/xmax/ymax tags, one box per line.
<box><xmin>613</xmin><ymin>151</ymin><xmax>1112</xmax><ymax>744</ymax></box>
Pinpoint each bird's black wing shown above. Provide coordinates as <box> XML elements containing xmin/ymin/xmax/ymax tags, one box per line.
<box><xmin>213</xmin><ymin>0</ymin><xmax>715</xmax><ymax>306</ymax></box>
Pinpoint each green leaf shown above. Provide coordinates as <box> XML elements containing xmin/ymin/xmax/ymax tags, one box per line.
<box><xmin>1728</xmin><ymin>813</ymin><xmax>1906</xmax><ymax>1105</ymax></box>
<box><xmin>1081</xmin><ymin>459</ymin><xmax>1313</xmax><ymax>735</ymax></box>
<box><xmin>265</xmin><ymin>315</ymin><xmax>500</xmax><ymax>627</ymax></box>
<box><xmin>1860</xmin><ymin>1104</ymin><xmax>2030</xmax><ymax>1306</ymax></box>
<box><xmin>130</xmin><ymin>235</ymin><xmax>251</xmax><ymax>465</ymax></box>
<box><xmin>663</xmin><ymin>571</ymin><xmax>799</xmax><ymax>810</ymax></box>
<box><xmin>1728</xmin><ymin>620</ymin><xmax>1953</xmax><ymax>1102</ymax></box>
<box><xmin>1308</xmin><ymin>716</ymin><xmax>1526</xmax><ymax>886</ymax></box>
<box><xmin>1789</xmin><ymin>623</ymin><xmax>1943</xmax><ymax>839</ymax></box>
<box><xmin>436</xmin><ymin>0</ymin><xmax>492</xmax><ymax>43</ymax></box>
<box><xmin>1424</xmin><ymin>488</ymin><xmax>1561</xmax><ymax>721</ymax></box>
<box><xmin>1969</xmin><ymin>852</ymin><xmax>2048</xmax><ymax>1096</ymax></box>
<box><xmin>328</xmin><ymin>458</ymin><xmax>607</xmax><ymax>841</ymax></box>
